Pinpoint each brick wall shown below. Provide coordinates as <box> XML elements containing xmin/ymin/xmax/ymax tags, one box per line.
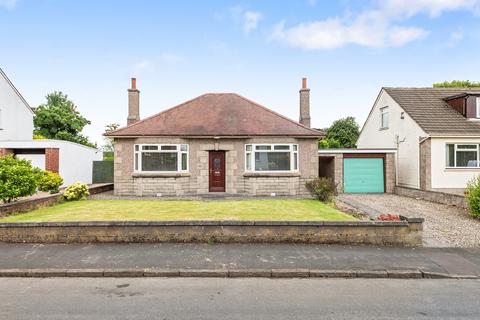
<box><xmin>45</xmin><ymin>148</ymin><xmax>59</xmax><ymax>172</ymax></box>
<box><xmin>0</xmin><ymin>148</ymin><xmax>13</xmax><ymax>157</ymax></box>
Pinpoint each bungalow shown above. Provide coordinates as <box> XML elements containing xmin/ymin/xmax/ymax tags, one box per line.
<box><xmin>0</xmin><ymin>67</ymin><xmax>102</xmax><ymax>185</ymax></box>
<box><xmin>357</xmin><ymin>87</ymin><xmax>480</xmax><ymax>192</ymax></box>
<box><xmin>106</xmin><ymin>78</ymin><xmax>323</xmax><ymax>197</ymax></box>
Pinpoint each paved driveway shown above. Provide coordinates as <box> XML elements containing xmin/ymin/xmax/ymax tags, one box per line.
<box><xmin>339</xmin><ymin>194</ymin><xmax>480</xmax><ymax>248</ymax></box>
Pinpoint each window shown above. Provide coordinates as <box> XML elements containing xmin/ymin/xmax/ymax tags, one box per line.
<box><xmin>380</xmin><ymin>107</ymin><xmax>389</xmax><ymax>129</ymax></box>
<box><xmin>477</xmin><ymin>98</ymin><xmax>480</xmax><ymax>118</ymax></box>
<box><xmin>134</xmin><ymin>144</ymin><xmax>189</xmax><ymax>172</ymax></box>
<box><xmin>245</xmin><ymin>144</ymin><xmax>299</xmax><ymax>172</ymax></box>
<box><xmin>446</xmin><ymin>143</ymin><xmax>480</xmax><ymax>168</ymax></box>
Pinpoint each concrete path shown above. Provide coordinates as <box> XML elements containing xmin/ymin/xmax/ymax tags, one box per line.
<box><xmin>1</xmin><ymin>278</ymin><xmax>479</xmax><ymax>319</ymax></box>
<box><xmin>1</xmin><ymin>243</ymin><xmax>479</xmax><ymax>278</ymax></box>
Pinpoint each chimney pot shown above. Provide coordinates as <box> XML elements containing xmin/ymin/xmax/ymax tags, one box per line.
<box><xmin>131</xmin><ymin>77</ymin><xmax>137</xmax><ymax>90</ymax></box>
<box><xmin>302</xmin><ymin>77</ymin><xmax>307</xmax><ymax>89</ymax></box>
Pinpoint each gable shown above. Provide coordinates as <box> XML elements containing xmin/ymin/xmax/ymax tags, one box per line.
<box><xmin>0</xmin><ymin>68</ymin><xmax>33</xmax><ymax>114</ymax></box>
<box><xmin>107</xmin><ymin>93</ymin><xmax>323</xmax><ymax>137</ymax></box>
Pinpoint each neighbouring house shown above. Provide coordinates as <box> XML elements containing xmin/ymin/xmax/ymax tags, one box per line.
<box><xmin>0</xmin><ymin>67</ymin><xmax>102</xmax><ymax>185</ymax></box>
<box><xmin>358</xmin><ymin>87</ymin><xmax>480</xmax><ymax>192</ymax></box>
<box><xmin>105</xmin><ymin>78</ymin><xmax>323</xmax><ymax>197</ymax></box>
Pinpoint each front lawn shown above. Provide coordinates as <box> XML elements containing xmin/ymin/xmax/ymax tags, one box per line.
<box><xmin>0</xmin><ymin>199</ymin><xmax>356</xmax><ymax>222</ymax></box>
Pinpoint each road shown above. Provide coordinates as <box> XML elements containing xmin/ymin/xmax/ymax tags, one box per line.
<box><xmin>0</xmin><ymin>278</ymin><xmax>479</xmax><ymax>319</ymax></box>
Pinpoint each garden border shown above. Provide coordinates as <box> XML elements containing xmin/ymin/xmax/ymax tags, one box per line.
<box><xmin>0</xmin><ymin>217</ymin><xmax>423</xmax><ymax>246</ymax></box>
<box><xmin>0</xmin><ymin>183</ymin><xmax>113</xmax><ymax>217</ymax></box>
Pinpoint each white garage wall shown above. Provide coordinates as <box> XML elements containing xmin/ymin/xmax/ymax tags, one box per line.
<box><xmin>430</xmin><ymin>137</ymin><xmax>480</xmax><ymax>189</ymax></box>
<box><xmin>0</xmin><ymin>139</ymin><xmax>102</xmax><ymax>186</ymax></box>
<box><xmin>16</xmin><ymin>154</ymin><xmax>46</xmax><ymax>170</ymax></box>
<box><xmin>357</xmin><ymin>89</ymin><xmax>427</xmax><ymax>188</ymax></box>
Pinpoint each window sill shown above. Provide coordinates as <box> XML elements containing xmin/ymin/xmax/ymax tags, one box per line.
<box><xmin>444</xmin><ymin>167</ymin><xmax>480</xmax><ymax>171</ymax></box>
<box><xmin>132</xmin><ymin>172</ymin><xmax>191</xmax><ymax>178</ymax></box>
<box><xmin>243</xmin><ymin>172</ymin><xmax>301</xmax><ymax>177</ymax></box>
<box><xmin>379</xmin><ymin>127</ymin><xmax>389</xmax><ymax>131</ymax></box>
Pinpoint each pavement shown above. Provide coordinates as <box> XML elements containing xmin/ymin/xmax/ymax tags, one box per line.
<box><xmin>1</xmin><ymin>278</ymin><xmax>479</xmax><ymax>319</ymax></box>
<box><xmin>1</xmin><ymin>243</ymin><xmax>479</xmax><ymax>279</ymax></box>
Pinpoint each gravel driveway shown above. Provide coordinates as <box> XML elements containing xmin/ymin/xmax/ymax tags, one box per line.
<box><xmin>338</xmin><ymin>194</ymin><xmax>480</xmax><ymax>248</ymax></box>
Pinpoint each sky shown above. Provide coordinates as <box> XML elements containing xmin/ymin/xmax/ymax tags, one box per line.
<box><xmin>1</xmin><ymin>0</ymin><xmax>480</xmax><ymax>146</ymax></box>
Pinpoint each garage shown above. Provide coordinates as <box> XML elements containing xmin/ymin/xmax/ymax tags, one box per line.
<box><xmin>343</xmin><ymin>156</ymin><xmax>384</xmax><ymax>193</ymax></box>
<box><xmin>318</xmin><ymin>149</ymin><xmax>396</xmax><ymax>194</ymax></box>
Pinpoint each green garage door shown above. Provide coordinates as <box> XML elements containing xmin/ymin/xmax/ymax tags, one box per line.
<box><xmin>344</xmin><ymin>158</ymin><xmax>384</xmax><ymax>193</ymax></box>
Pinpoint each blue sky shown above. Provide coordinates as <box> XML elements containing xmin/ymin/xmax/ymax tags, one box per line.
<box><xmin>1</xmin><ymin>0</ymin><xmax>480</xmax><ymax>145</ymax></box>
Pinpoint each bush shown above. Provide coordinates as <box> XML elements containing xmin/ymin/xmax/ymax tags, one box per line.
<box><xmin>38</xmin><ymin>171</ymin><xmax>63</xmax><ymax>194</ymax></box>
<box><xmin>465</xmin><ymin>176</ymin><xmax>480</xmax><ymax>218</ymax></box>
<box><xmin>63</xmin><ymin>182</ymin><xmax>90</xmax><ymax>201</ymax></box>
<box><xmin>0</xmin><ymin>155</ymin><xmax>39</xmax><ymax>203</ymax></box>
<box><xmin>305</xmin><ymin>177</ymin><xmax>336</xmax><ymax>202</ymax></box>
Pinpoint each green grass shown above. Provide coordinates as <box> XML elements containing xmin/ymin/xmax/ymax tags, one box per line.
<box><xmin>0</xmin><ymin>199</ymin><xmax>356</xmax><ymax>222</ymax></box>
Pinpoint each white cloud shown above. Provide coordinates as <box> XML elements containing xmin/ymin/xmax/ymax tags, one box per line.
<box><xmin>230</xmin><ymin>6</ymin><xmax>263</xmax><ymax>35</ymax></box>
<box><xmin>243</xmin><ymin>11</ymin><xmax>263</xmax><ymax>34</ymax></box>
<box><xmin>307</xmin><ymin>0</ymin><xmax>317</xmax><ymax>7</ymax></box>
<box><xmin>0</xmin><ymin>0</ymin><xmax>19</xmax><ymax>9</ymax></box>
<box><xmin>272</xmin><ymin>0</ymin><xmax>478</xmax><ymax>49</ymax></box>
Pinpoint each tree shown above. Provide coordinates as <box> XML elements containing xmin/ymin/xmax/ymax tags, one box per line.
<box><xmin>34</xmin><ymin>92</ymin><xmax>95</xmax><ymax>148</ymax></box>
<box><xmin>102</xmin><ymin>123</ymin><xmax>120</xmax><ymax>152</ymax></box>
<box><xmin>102</xmin><ymin>123</ymin><xmax>120</xmax><ymax>160</ymax></box>
<box><xmin>0</xmin><ymin>156</ymin><xmax>39</xmax><ymax>203</ymax></box>
<box><xmin>433</xmin><ymin>80</ymin><xmax>480</xmax><ymax>88</ymax></box>
<box><xmin>322</xmin><ymin>117</ymin><xmax>360</xmax><ymax>149</ymax></box>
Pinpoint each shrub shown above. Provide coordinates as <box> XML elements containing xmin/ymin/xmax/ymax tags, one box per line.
<box><xmin>0</xmin><ymin>155</ymin><xmax>39</xmax><ymax>203</ymax></box>
<box><xmin>38</xmin><ymin>171</ymin><xmax>63</xmax><ymax>194</ymax></box>
<box><xmin>63</xmin><ymin>182</ymin><xmax>90</xmax><ymax>201</ymax></box>
<box><xmin>305</xmin><ymin>177</ymin><xmax>336</xmax><ymax>202</ymax></box>
<box><xmin>465</xmin><ymin>176</ymin><xmax>480</xmax><ymax>218</ymax></box>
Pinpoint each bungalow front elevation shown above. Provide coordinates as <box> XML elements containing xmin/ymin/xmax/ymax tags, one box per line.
<box><xmin>106</xmin><ymin>78</ymin><xmax>323</xmax><ymax>197</ymax></box>
<box><xmin>358</xmin><ymin>87</ymin><xmax>480</xmax><ymax>192</ymax></box>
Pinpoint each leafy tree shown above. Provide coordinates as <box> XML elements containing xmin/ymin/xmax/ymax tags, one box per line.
<box><xmin>323</xmin><ymin>117</ymin><xmax>360</xmax><ymax>148</ymax></box>
<box><xmin>102</xmin><ymin>123</ymin><xmax>120</xmax><ymax>153</ymax></box>
<box><xmin>433</xmin><ymin>80</ymin><xmax>480</xmax><ymax>88</ymax></box>
<box><xmin>0</xmin><ymin>156</ymin><xmax>39</xmax><ymax>203</ymax></box>
<box><xmin>34</xmin><ymin>92</ymin><xmax>95</xmax><ymax>148</ymax></box>
<box><xmin>318</xmin><ymin>138</ymin><xmax>341</xmax><ymax>149</ymax></box>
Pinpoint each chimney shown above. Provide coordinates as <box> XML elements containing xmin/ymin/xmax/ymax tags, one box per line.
<box><xmin>299</xmin><ymin>77</ymin><xmax>311</xmax><ymax>127</ymax></box>
<box><xmin>127</xmin><ymin>77</ymin><xmax>140</xmax><ymax>125</ymax></box>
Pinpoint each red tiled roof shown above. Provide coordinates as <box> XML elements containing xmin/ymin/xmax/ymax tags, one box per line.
<box><xmin>106</xmin><ymin>93</ymin><xmax>323</xmax><ymax>137</ymax></box>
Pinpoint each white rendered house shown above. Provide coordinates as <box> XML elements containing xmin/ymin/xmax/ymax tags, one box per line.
<box><xmin>358</xmin><ymin>87</ymin><xmax>480</xmax><ymax>191</ymax></box>
<box><xmin>0</xmin><ymin>67</ymin><xmax>101</xmax><ymax>185</ymax></box>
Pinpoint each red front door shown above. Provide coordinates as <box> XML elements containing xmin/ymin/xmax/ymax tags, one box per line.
<box><xmin>209</xmin><ymin>151</ymin><xmax>225</xmax><ymax>192</ymax></box>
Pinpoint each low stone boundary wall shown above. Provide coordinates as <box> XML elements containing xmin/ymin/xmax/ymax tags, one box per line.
<box><xmin>395</xmin><ymin>186</ymin><xmax>466</xmax><ymax>209</ymax></box>
<box><xmin>0</xmin><ymin>184</ymin><xmax>114</xmax><ymax>217</ymax></box>
<box><xmin>0</xmin><ymin>218</ymin><xmax>423</xmax><ymax>246</ymax></box>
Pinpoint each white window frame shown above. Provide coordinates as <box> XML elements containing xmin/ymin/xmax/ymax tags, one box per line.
<box><xmin>134</xmin><ymin>144</ymin><xmax>189</xmax><ymax>173</ymax></box>
<box><xmin>380</xmin><ymin>106</ymin><xmax>389</xmax><ymax>129</ymax></box>
<box><xmin>476</xmin><ymin>97</ymin><xmax>480</xmax><ymax>118</ymax></box>
<box><xmin>245</xmin><ymin>144</ymin><xmax>299</xmax><ymax>173</ymax></box>
<box><xmin>446</xmin><ymin>143</ymin><xmax>480</xmax><ymax>168</ymax></box>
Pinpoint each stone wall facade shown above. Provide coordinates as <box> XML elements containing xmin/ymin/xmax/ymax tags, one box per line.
<box><xmin>419</xmin><ymin>138</ymin><xmax>431</xmax><ymax>190</ymax></box>
<box><xmin>113</xmin><ymin>137</ymin><xmax>318</xmax><ymax>197</ymax></box>
<box><xmin>0</xmin><ymin>219</ymin><xmax>423</xmax><ymax>246</ymax></box>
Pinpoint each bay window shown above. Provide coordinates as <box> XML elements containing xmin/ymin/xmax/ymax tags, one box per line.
<box><xmin>446</xmin><ymin>144</ymin><xmax>479</xmax><ymax>168</ymax></box>
<box><xmin>245</xmin><ymin>144</ymin><xmax>298</xmax><ymax>172</ymax></box>
<box><xmin>134</xmin><ymin>144</ymin><xmax>188</xmax><ymax>172</ymax></box>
